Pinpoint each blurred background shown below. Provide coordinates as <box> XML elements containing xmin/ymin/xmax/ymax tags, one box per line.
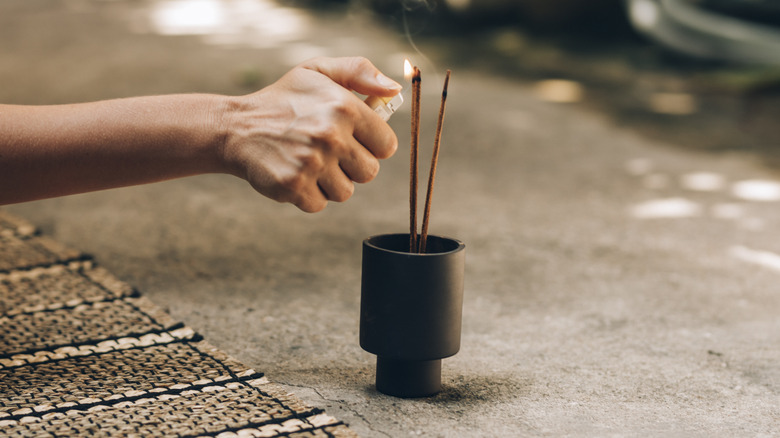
<box><xmin>362</xmin><ymin>0</ymin><xmax>780</xmax><ymax>166</ymax></box>
<box><xmin>3</xmin><ymin>0</ymin><xmax>779</xmax><ymax>166</ymax></box>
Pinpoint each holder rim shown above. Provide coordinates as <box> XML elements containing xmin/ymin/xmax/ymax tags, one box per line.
<box><xmin>363</xmin><ymin>233</ymin><xmax>465</xmax><ymax>257</ymax></box>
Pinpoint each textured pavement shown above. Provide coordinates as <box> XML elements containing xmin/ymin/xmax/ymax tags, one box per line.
<box><xmin>3</xmin><ymin>1</ymin><xmax>780</xmax><ymax>436</ymax></box>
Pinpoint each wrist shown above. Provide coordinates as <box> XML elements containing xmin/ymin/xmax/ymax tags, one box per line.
<box><xmin>208</xmin><ymin>94</ymin><xmax>249</xmax><ymax>178</ymax></box>
<box><xmin>184</xmin><ymin>93</ymin><xmax>232</xmax><ymax>176</ymax></box>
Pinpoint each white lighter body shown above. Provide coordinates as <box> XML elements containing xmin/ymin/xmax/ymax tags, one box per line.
<box><xmin>364</xmin><ymin>93</ymin><xmax>404</xmax><ymax>121</ymax></box>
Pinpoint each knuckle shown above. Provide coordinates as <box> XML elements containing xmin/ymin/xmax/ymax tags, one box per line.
<box><xmin>300</xmin><ymin>56</ymin><xmax>325</xmax><ymax>69</ymax></box>
<box><xmin>310</xmin><ymin>123</ymin><xmax>347</xmax><ymax>155</ymax></box>
<box><xmin>275</xmin><ymin>169</ymin><xmax>308</xmax><ymax>196</ymax></box>
<box><xmin>350</xmin><ymin>56</ymin><xmax>372</xmax><ymax>73</ymax></box>
<box><xmin>353</xmin><ymin>159</ymin><xmax>379</xmax><ymax>184</ymax></box>
<box><xmin>300</xmin><ymin>197</ymin><xmax>327</xmax><ymax>213</ymax></box>
<box><xmin>307</xmin><ymin>98</ymin><xmax>356</xmax><ymax>145</ymax></box>
<box><xmin>328</xmin><ymin>96</ymin><xmax>357</xmax><ymax>120</ymax></box>
<box><xmin>331</xmin><ymin>183</ymin><xmax>354</xmax><ymax>203</ymax></box>
<box><xmin>374</xmin><ymin>131</ymin><xmax>398</xmax><ymax>160</ymax></box>
<box><xmin>311</xmin><ymin>122</ymin><xmax>340</xmax><ymax>144</ymax></box>
<box><xmin>365</xmin><ymin>160</ymin><xmax>380</xmax><ymax>181</ymax></box>
<box><xmin>297</xmin><ymin>148</ymin><xmax>326</xmax><ymax>171</ymax></box>
<box><xmin>283</xmin><ymin>184</ymin><xmax>326</xmax><ymax>213</ymax></box>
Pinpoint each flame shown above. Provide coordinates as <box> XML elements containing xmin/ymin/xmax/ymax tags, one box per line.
<box><xmin>403</xmin><ymin>59</ymin><xmax>413</xmax><ymax>81</ymax></box>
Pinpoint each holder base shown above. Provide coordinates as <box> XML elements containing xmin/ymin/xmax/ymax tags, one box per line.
<box><xmin>375</xmin><ymin>357</ymin><xmax>442</xmax><ymax>398</ymax></box>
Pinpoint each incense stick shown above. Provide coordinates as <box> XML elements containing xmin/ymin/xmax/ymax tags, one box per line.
<box><xmin>409</xmin><ymin>66</ymin><xmax>421</xmax><ymax>253</ymax></box>
<box><xmin>419</xmin><ymin>70</ymin><xmax>451</xmax><ymax>254</ymax></box>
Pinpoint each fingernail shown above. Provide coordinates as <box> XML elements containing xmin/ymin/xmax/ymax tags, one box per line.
<box><xmin>376</xmin><ymin>73</ymin><xmax>402</xmax><ymax>90</ymax></box>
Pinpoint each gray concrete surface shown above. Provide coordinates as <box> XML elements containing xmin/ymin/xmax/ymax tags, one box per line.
<box><xmin>3</xmin><ymin>1</ymin><xmax>780</xmax><ymax>436</ymax></box>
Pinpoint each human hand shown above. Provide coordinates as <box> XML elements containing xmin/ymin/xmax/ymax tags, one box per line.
<box><xmin>219</xmin><ymin>57</ymin><xmax>403</xmax><ymax>213</ymax></box>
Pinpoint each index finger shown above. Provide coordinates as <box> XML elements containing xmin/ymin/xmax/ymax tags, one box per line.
<box><xmin>302</xmin><ymin>57</ymin><xmax>402</xmax><ymax>97</ymax></box>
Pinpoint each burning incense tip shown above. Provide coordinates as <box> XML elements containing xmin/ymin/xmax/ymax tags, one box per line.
<box><xmin>441</xmin><ymin>69</ymin><xmax>451</xmax><ymax>97</ymax></box>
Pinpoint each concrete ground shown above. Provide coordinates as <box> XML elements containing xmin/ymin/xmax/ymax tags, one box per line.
<box><xmin>3</xmin><ymin>1</ymin><xmax>780</xmax><ymax>436</ymax></box>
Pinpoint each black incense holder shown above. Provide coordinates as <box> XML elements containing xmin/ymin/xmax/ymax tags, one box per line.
<box><xmin>360</xmin><ymin>233</ymin><xmax>465</xmax><ymax>398</ymax></box>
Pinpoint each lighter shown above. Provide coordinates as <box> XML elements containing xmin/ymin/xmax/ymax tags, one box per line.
<box><xmin>364</xmin><ymin>93</ymin><xmax>404</xmax><ymax>121</ymax></box>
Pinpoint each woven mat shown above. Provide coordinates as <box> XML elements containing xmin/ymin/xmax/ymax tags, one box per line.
<box><xmin>0</xmin><ymin>210</ymin><xmax>356</xmax><ymax>438</ymax></box>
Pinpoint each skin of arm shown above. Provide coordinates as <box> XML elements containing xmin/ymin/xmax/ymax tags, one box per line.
<box><xmin>0</xmin><ymin>56</ymin><xmax>402</xmax><ymax>212</ymax></box>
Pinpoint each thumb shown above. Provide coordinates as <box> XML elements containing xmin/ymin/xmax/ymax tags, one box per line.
<box><xmin>301</xmin><ymin>56</ymin><xmax>402</xmax><ymax>97</ymax></box>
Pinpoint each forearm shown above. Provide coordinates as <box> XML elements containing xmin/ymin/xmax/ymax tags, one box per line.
<box><xmin>0</xmin><ymin>94</ymin><xmax>227</xmax><ymax>204</ymax></box>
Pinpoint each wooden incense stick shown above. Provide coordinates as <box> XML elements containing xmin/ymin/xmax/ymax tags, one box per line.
<box><xmin>409</xmin><ymin>66</ymin><xmax>421</xmax><ymax>253</ymax></box>
<box><xmin>418</xmin><ymin>69</ymin><xmax>451</xmax><ymax>254</ymax></box>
